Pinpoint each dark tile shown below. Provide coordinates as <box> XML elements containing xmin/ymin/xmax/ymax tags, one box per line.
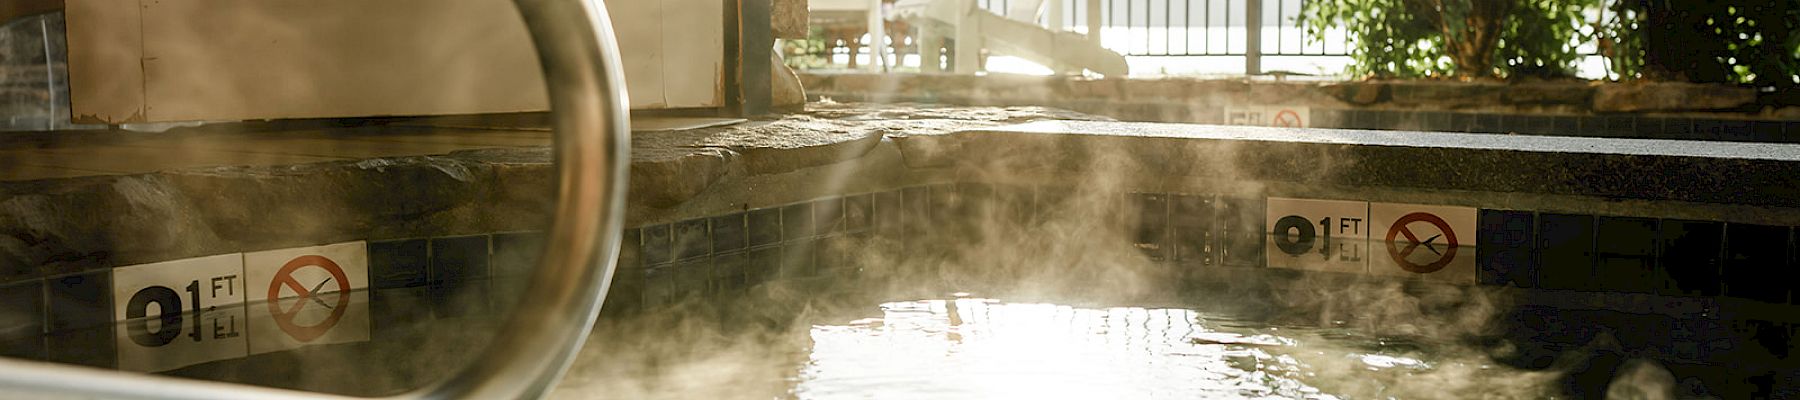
<box><xmin>1172</xmin><ymin>195</ymin><xmax>1214</xmax><ymax>265</ymax></box>
<box><xmin>369</xmin><ymin>239</ymin><xmax>430</xmax><ymax>289</ymax></box>
<box><xmin>642</xmin><ymin>224</ymin><xmax>673</xmax><ymax>265</ymax></box>
<box><xmin>429</xmin><ymin>279</ymin><xmax>492</xmax><ymax>318</ymax></box>
<box><xmin>1448</xmin><ymin>112</ymin><xmax>1475</xmax><ymax>132</ymax></box>
<box><xmin>747</xmin><ymin>208</ymin><xmax>782</xmax><ymax>247</ymax></box>
<box><xmin>710</xmin><ymin>252</ymin><xmax>749</xmax><ymax>293</ymax></box>
<box><xmin>1553</xmin><ymin>115</ymin><xmax>1580</xmax><ymax>135</ymax></box>
<box><xmin>1345</xmin><ymin>110</ymin><xmax>1375</xmax><ymax>130</ymax></box>
<box><xmin>1660</xmin><ymin>118</ymin><xmax>1696</xmax><ymax>139</ymax></box>
<box><xmin>928</xmin><ymin>184</ymin><xmax>962</xmax><ymax>226</ymax></box>
<box><xmin>813</xmin><ymin>198</ymin><xmax>846</xmax><ymax>235</ymax></box>
<box><xmin>1477</xmin><ymin>210</ymin><xmax>1535</xmax><ymax>287</ymax></box>
<box><xmin>956</xmin><ymin>183</ymin><xmax>997</xmax><ymax>222</ymax></box>
<box><xmin>1375</xmin><ymin>110</ymin><xmax>1402</xmax><ymax>130</ymax></box>
<box><xmin>1131</xmin><ymin>193</ymin><xmax>1170</xmax><ymax>261</ymax></box>
<box><xmin>1520</xmin><ymin>115</ymin><xmax>1554</xmax><ymax>135</ymax></box>
<box><xmin>1032</xmin><ymin>187</ymin><xmax>1074</xmax><ymax>223</ymax></box>
<box><xmin>673</xmin><ymin>259</ymin><xmax>711</xmax><ymax>295</ymax></box>
<box><xmin>641</xmin><ymin>265</ymin><xmax>676</xmax><ymax>307</ymax></box>
<box><xmin>1793</xmin><ymin>229</ymin><xmax>1800</xmax><ymax>305</ymax></box>
<box><xmin>873</xmin><ymin>191</ymin><xmax>901</xmax><ymax>237</ymax></box>
<box><xmin>46</xmin><ymin>327</ymin><xmax>112</xmax><ymax>368</ymax></box>
<box><xmin>0</xmin><ymin>336</ymin><xmax>44</xmax><ymax>361</ymax></box>
<box><xmin>673</xmin><ymin>218</ymin><xmax>710</xmax><ymax>260</ymax></box>
<box><xmin>1535</xmin><ymin>214</ymin><xmax>1595</xmax><ymax>290</ymax></box>
<box><xmin>782</xmin><ymin>202</ymin><xmax>815</xmax><ymax>241</ymax></box>
<box><xmin>993</xmin><ymin>185</ymin><xmax>1035</xmax><ymax>227</ymax></box>
<box><xmin>1659</xmin><ymin>220</ymin><xmax>1723</xmax><ymax>296</ymax></box>
<box><xmin>1717</xmin><ymin>119</ymin><xmax>1755</xmax><ymax>141</ymax></box>
<box><xmin>817</xmin><ymin>236</ymin><xmax>861</xmax><ymax>275</ymax></box>
<box><xmin>370</xmin><ymin>286</ymin><xmax>433</xmax><ymax>341</ymax></box>
<box><xmin>1577</xmin><ymin>116</ymin><xmax>1604</xmax><ymax>137</ymax></box>
<box><xmin>1391</xmin><ymin>111</ymin><xmax>1423</xmax><ymax>131</ymax></box>
<box><xmin>845</xmin><ymin>195</ymin><xmax>873</xmax><ymax>233</ymax></box>
<box><xmin>1217</xmin><ymin>197</ymin><xmax>1265</xmax><ymax>267</ymax></box>
<box><xmin>47</xmin><ymin>271</ymin><xmax>109</xmax><ymax>332</ymax></box>
<box><xmin>430</xmin><ymin>235</ymin><xmax>490</xmax><ymax>284</ymax></box>
<box><xmin>492</xmin><ymin>232</ymin><xmax>546</xmax><ymax>278</ymax></box>
<box><xmin>1723</xmin><ymin>224</ymin><xmax>1791</xmax><ymax>303</ymax></box>
<box><xmin>1421</xmin><ymin>112</ymin><xmax>1453</xmax><ymax>132</ymax></box>
<box><xmin>711</xmin><ymin>213</ymin><xmax>748</xmax><ymax>254</ymax></box>
<box><xmin>1786</xmin><ymin>121</ymin><xmax>1800</xmax><ymax>143</ymax></box>
<box><xmin>1471</xmin><ymin>113</ymin><xmax>1502</xmax><ymax>133</ymax></box>
<box><xmin>1602</xmin><ymin>115</ymin><xmax>1637</xmax><ymax>137</ymax></box>
<box><xmin>902</xmin><ymin>186</ymin><xmax>931</xmax><ymax>239</ymax></box>
<box><xmin>0</xmin><ymin>280</ymin><xmax>44</xmax><ymax>340</ymax></box>
<box><xmin>1751</xmin><ymin>121</ymin><xmax>1785</xmax><ymax>142</ymax></box>
<box><xmin>1693</xmin><ymin>119</ymin><xmax>1724</xmax><ymax>141</ymax></box>
<box><xmin>746</xmin><ymin>246</ymin><xmax>783</xmax><ymax>286</ymax></box>
<box><xmin>1311</xmin><ymin>109</ymin><xmax>1345</xmax><ymax>129</ymax></box>
<box><xmin>1596</xmin><ymin>217</ymin><xmax>1659</xmax><ymax>293</ymax></box>
<box><xmin>779</xmin><ymin>239</ymin><xmax>817</xmax><ymax>278</ymax></box>
<box><xmin>619</xmin><ymin>228</ymin><xmax>642</xmax><ymax>270</ymax></box>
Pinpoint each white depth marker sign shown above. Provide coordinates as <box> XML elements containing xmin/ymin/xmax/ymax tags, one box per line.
<box><xmin>111</xmin><ymin>254</ymin><xmax>248</xmax><ymax>372</ymax></box>
<box><xmin>1265</xmin><ymin>198</ymin><xmax>1370</xmax><ymax>273</ymax></box>
<box><xmin>244</xmin><ymin>241</ymin><xmax>371</xmax><ymax>354</ymax></box>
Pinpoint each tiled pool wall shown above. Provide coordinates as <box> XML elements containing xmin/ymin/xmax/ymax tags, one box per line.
<box><xmin>5</xmin><ymin>182</ymin><xmax>1800</xmax><ymax>367</ymax></box>
<box><xmin>629</xmin><ymin>183</ymin><xmax>1800</xmax><ymax>307</ymax></box>
<box><xmin>0</xmin><ymin>232</ymin><xmax>544</xmax><ymax>367</ymax></box>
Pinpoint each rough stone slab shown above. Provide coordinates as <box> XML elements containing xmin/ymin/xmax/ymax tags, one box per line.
<box><xmin>944</xmin><ymin>120</ymin><xmax>1800</xmax><ymax>207</ymax></box>
<box><xmin>1594</xmin><ymin>82</ymin><xmax>1757</xmax><ymax>112</ymax></box>
<box><xmin>0</xmin><ymin>103</ymin><xmax>1102</xmax><ymax>283</ymax></box>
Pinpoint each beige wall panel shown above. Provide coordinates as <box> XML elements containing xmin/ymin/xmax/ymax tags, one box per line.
<box><xmin>68</xmin><ymin>0</ymin><xmax>723</xmax><ymax>123</ymax></box>
<box><xmin>610</xmin><ymin>0</ymin><xmax>666</xmax><ymax>108</ymax></box>
<box><xmin>662</xmin><ymin>0</ymin><xmax>725</xmax><ymax>108</ymax></box>
<box><xmin>65</xmin><ymin>0</ymin><xmax>144</xmax><ymax>124</ymax></box>
<box><xmin>138</xmin><ymin>0</ymin><xmax>545</xmax><ymax>122</ymax></box>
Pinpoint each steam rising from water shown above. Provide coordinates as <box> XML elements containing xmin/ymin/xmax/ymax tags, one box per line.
<box><xmin>543</xmin><ymin>136</ymin><xmax>1682</xmax><ymax>399</ymax></box>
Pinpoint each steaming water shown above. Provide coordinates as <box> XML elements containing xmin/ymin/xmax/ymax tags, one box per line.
<box><xmin>562</xmin><ymin>288</ymin><xmax>1567</xmax><ymax>400</ymax></box>
<box><xmin>1</xmin><ymin>264</ymin><xmax>1777</xmax><ymax>399</ymax></box>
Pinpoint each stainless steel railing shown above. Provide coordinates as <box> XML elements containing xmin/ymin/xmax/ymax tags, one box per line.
<box><xmin>0</xmin><ymin>0</ymin><xmax>631</xmax><ymax>398</ymax></box>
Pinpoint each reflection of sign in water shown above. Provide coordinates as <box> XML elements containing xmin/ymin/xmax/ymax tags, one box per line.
<box><xmin>1265</xmin><ymin>198</ymin><xmax>1369</xmax><ymax>273</ymax></box>
<box><xmin>245</xmin><ymin>241</ymin><xmax>371</xmax><ymax>355</ymax></box>
<box><xmin>111</xmin><ymin>254</ymin><xmax>248</xmax><ymax>373</ymax></box>
<box><xmin>267</xmin><ymin>255</ymin><xmax>352</xmax><ymax>342</ymax></box>
<box><xmin>1384</xmin><ymin>212</ymin><xmax>1460</xmax><ymax>273</ymax></box>
<box><xmin>1369</xmin><ymin>203</ymin><xmax>1478</xmax><ymax>284</ymax></box>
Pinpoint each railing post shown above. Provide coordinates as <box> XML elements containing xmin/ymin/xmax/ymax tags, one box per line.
<box><xmin>1086</xmin><ymin>0</ymin><xmax>1102</xmax><ymax>44</ymax></box>
<box><xmin>953</xmin><ymin>0</ymin><xmax>981</xmax><ymax>73</ymax></box>
<box><xmin>867</xmin><ymin>0</ymin><xmax>888</xmax><ymax>71</ymax></box>
<box><xmin>1244</xmin><ymin>0</ymin><xmax>1262</xmax><ymax>75</ymax></box>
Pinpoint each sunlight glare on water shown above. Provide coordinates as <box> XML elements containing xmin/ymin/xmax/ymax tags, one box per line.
<box><xmin>794</xmin><ymin>299</ymin><xmax>1341</xmax><ymax>400</ymax></box>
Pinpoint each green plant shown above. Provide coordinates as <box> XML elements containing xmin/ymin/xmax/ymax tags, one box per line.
<box><xmin>1617</xmin><ymin>1</ymin><xmax>1799</xmax><ymax>90</ymax></box>
<box><xmin>1300</xmin><ymin>0</ymin><xmax>1599</xmax><ymax>79</ymax></box>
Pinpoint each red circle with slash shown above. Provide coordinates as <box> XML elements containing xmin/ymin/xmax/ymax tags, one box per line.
<box><xmin>1273</xmin><ymin>110</ymin><xmax>1304</xmax><ymax>127</ymax></box>
<box><xmin>1385</xmin><ymin>212</ymin><xmax>1459</xmax><ymax>273</ymax></box>
<box><xmin>267</xmin><ymin>255</ymin><xmax>351</xmax><ymax>342</ymax></box>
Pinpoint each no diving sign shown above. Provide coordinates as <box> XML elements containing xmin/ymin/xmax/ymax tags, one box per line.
<box><xmin>1370</xmin><ymin>203</ymin><xmax>1476</xmax><ymax>283</ymax></box>
<box><xmin>245</xmin><ymin>242</ymin><xmax>370</xmax><ymax>354</ymax></box>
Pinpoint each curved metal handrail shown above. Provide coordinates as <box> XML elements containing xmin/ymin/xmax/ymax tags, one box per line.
<box><xmin>0</xmin><ymin>0</ymin><xmax>630</xmax><ymax>399</ymax></box>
